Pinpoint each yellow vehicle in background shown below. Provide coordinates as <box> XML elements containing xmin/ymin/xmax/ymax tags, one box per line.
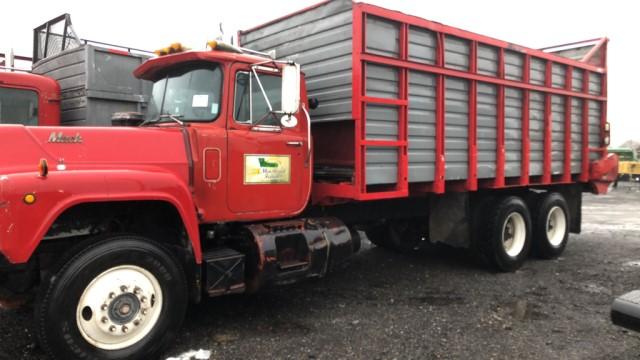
<box><xmin>609</xmin><ymin>147</ymin><xmax>640</xmax><ymax>184</ymax></box>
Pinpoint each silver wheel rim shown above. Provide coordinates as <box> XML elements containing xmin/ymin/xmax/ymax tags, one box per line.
<box><xmin>502</xmin><ymin>212</ymin><xmax>526</xmax><ymax>257</ymax></box>
<box><xmin>76</xmin><ymin>265</ymin><xmax>163</xmax><ymax>350</ymax></box>
<box><xmin>546</xmin><ymin>206</ymin><xmax>567</xmax><ymax>247</ymax></box>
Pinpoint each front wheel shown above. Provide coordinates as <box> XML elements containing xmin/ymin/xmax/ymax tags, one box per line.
<box><xmin>36</xmin><ymin>235</ymin><xmax>188</xmax><ymax>360</ymax></box>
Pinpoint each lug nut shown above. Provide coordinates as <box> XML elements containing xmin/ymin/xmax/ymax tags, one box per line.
<box><xmin>133</xmin><ymin>320</ymin><xmax>140</xmax><ymax>326</ymax></box>
<box><xmin>101</xmin><ymin>317</ymin><xmax>108</xmax><ymax>324</ymax></box>
<box><xmin>134</xmin><ymin>287</ymin><xmax>142</xmax><ymax>295</ymax></box>
<box><xmin>122</xmin><ymin>326</ymin><xmax>128</xmax><ymax>333</ymax></box>
<box><xmin>101</xmin><ymin>304</ymin><xmax>108</xmax><ymax>311</ymax></box>
<box><xmin>109</xmin><ymin>292</ymin><xmax>116</xmax><ymax>299</ymax></box>
<box><xmin>120</xmin><ymin>285</ymin><xmax>128</xmax><ymax>292</ymax></box>
<box><xmin>140</xmin><ymin>296</ymin><xmax>147</xmax><ymax>304</ymax></box>
<box><xmin>109</xmin><ymin>325</ymin><xmax>116</xmax><ymax>332</ymax></box>
<box><xmin>141</xmin><ymin>309</ymin><xmax>148</xmax><ymax>316</ymax></box>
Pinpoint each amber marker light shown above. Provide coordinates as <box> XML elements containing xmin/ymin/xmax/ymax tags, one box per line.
<box><xmin>23</xmin><ymin>193</ymin><xmax>36</xmax><ymax>205</ymax></box>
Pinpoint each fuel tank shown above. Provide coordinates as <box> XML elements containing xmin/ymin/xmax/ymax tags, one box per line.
<box><xmin>240</xmin><ymin>217</ymin><xmax>361</xmax><ymax>293</ymax></box>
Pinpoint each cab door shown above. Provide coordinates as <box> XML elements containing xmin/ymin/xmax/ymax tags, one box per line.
<box><xmin>226</xmin><ymin>63</ymin><xmax>310</xmax><ymax>217</ymax></box>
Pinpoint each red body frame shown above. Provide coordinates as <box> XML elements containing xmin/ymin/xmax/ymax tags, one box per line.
<box><xmin>0</xmin><ymin>72</ymin><xmax>61</xmax><ymax>126</ymax></box>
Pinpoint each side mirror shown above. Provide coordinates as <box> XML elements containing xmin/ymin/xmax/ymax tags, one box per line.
<box><xmin>281</xmin><ymin>63</ymin><xmax>301</xmax><ymax>115</ymax></box>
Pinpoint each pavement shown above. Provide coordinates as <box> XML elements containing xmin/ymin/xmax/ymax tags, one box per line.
<box><xmin>1</xmin><ymin>183</ymin><xmax>639</xmax><ymax>359</ymax></box>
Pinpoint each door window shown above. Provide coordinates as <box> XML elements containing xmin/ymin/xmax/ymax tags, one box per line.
<box><xmin>234</xmin><ymin>71</ymin><xmax>282</xmax><ymax>126</ymax></box>
<box><xmin>0</xmin><ymin>87</ymin><xmax>38</xmax><ymax>125</ymax></box>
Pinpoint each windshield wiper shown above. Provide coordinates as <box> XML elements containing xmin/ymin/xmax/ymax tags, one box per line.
<box><xmin>139</xmin><ymin>114</ymin><xmax>184</xmax><ymax>127</ymax></box>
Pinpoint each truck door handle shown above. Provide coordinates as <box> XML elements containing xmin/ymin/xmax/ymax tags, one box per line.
<box><xmin>286</xmin><ymin>141</ymin><xmax>303</xmax><ymax>147</ymax></box>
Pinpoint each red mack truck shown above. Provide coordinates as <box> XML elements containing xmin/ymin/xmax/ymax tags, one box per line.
<box><xmin>0</xmin><ymin>1</ymin><xmax>617</xmax><ymax>359</ymax></box>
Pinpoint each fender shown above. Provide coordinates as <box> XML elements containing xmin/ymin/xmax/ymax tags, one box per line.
<box><xmin>0</xmin><ymin>168</ymin><xmax>201</xmax><ymax>264</ymax></box>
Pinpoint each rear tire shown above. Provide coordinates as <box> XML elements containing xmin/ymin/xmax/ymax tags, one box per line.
<box><xmin>480</xmin><ymin>196</ymin><xmax>532</xmax><ymax>272</ymax></box>
<box><xmin>35</xmin><ymin>235</ymin><xmax>188</xmax><ymax>360</ymax></box>
<box><xmin>533</xmin><ymin>192</ymin><xmax>569</xmax><ymax>259</ymax></box>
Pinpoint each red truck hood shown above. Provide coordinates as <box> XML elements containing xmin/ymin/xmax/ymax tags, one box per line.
<box><xmin>0</xmin><ymin>125</ymin><xmax>189</xmax><ymax>181</ymax></box>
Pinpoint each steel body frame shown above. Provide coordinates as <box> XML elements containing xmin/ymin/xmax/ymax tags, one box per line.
<box><xmin>314</xmin><ymin>2</ymin><xmax>607</xmax><ymax>202</ymax></box>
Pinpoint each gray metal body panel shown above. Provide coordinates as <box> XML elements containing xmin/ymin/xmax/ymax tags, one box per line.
<box><xmin>408</xmin><ymin>27</ymin><xmax>436</xmax><ymax>65</ymax></box>
<box><xmin>551</xmin><ymin>95</ymin><xmax>565</xmax><ymax>174</ymax></box>
<box><xmin>572</xmin><ymin>68</ymin><xmax>584</xmax><ymax>91</ymax></box>
<box><xmin>530</xmin><ymin>58</ymin><xmax>546</xmax><ymax>86</ymax></box>
<box><xmin>240</xmin><ymin>1</ymin><xmax>605</xmax><ymax>186</ymax></box>
<box><xmin>477</xmin><ymin>82</ymin><xmax>497</xmax><ymax>179</ymax></box>
<box><xmin>32</xmin><ymin>44</ymin><xmax>151</xmax><ymax>126</ymax></box>
<box><xmin>477</xmin><ymin>44</ymin><xmax>498</xmax><ymax>77</ymax></box>
<box><xmin>589</xmin><ymin>72</ymin><xmax>602</xmax><ymax>95</ymax></box>
<box><xmin>366</xmin><ymin>16</ymin><xmax>400</xmax><ymax>58</ymax></box>
<box><xmin>445</xmin><ymin>78</ymin><xmax>469</xmax><ymax>180</ymax></box>
<box><xmin>239</xmin><ymin>0</ymin><xmax>354</xmax><ymax>124</ymax></box>
<box><xmin>445</xmin><ymin>36</ymin><xmax>470</xmax><ymax>71</ymax></box>
<box><xmin>505</xmin><ymin>51</ymin><xmax>524</xmax><ymax>81</ymax></box>
<box><xmin>588</xmin><ymin>100</ymin><xmax>602</xmax><ymax>160</ymax></box>
<box><xmin>362</xmin><ymin>16</ymin><xmax>404</xmax><ymax>185</ymax></box>
<box><xmin>529</xmin><ymin>92</ymin><xmax>545</xmax><ymax>176</ymax></box>
<box><xmin>571</xmin><ymin>98</ymin><xmax>583</xmax><ymax>172</ymax></box>
<box><xmin>504</xmin><ymin>88</ymin><xmax>523</xmax><ymax>177</ymax></box>
<box><xmin>408</xmin><ymin>71</ymin><xmax>436</xmax><ymax>182</ymax></box>
<box><xmin>552</xmin><ymin>63</ymin><xmax>566</xmax><ymax>88</ymax></box>
<box><xmin>365</xmin><ymin>62</ymin><xmax>399</xmax><ymax>183</ymax></box>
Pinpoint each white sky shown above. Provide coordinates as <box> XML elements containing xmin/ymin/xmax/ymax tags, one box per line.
<box><xmin>2</xmin><ymin>0</ymin><xmax>637</xmax><ymax>145</ymax></box>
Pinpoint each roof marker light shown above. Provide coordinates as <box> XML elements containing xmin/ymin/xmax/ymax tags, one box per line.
<box><xmin>206</xmin><ymin>40</ymin><xmax>242</xmax><ymax>54</ymax></box>
<box><xmin>154</xmin><ymin>43</ymin><xmax>190</xmax><ymax>56</ymax></box>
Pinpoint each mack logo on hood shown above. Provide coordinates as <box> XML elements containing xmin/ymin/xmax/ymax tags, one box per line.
<box><xmin>48</xmin><ymin>132</ymin><xmax>83</xmax><ymax>144</ymax></box>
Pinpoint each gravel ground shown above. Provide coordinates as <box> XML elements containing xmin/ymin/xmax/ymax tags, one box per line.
<box><xmin>1</xmin><ymin>184</ymin><xmax>640</xmax><ymax>360</ymax></box>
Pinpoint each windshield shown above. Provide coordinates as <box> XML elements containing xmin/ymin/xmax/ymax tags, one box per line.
<box><xmin>146</xmin><ymin>63</ymin><xmax>223</xmax><ymax>122</ymax></box>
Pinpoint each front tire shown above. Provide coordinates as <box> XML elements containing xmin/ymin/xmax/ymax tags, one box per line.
<box><xmin>481</xmin><ymin>196</ymin><xmax>532</xmax><ymax>272</ymax></box>
<box><xmin>533</xmin><ymin>192</ymin><xmax>570</xmax><ymax>259</ymax></box>
<box><xmin>36</xmin><ymin>235</ymin><xmax>188</xmax><ymax>360</ymax></box>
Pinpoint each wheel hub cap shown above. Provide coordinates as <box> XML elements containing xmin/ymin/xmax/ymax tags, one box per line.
<box><xmin>76</xmin><ymin>265</ymin><xmax>163</xmax><ymax>350</ymax></box>
<box><xmin>108</xmin><ymin>293</ymin><xmax>140</xmax><ymax>325</ymax></box>
<box><xmin>546</xmin><ymin>206</ymin><xmax>567</xmax><ymax>247</ymax></box>
<box><xmin>502</xmin><ymin>212</ymin><xmax>526</xmax><ymax>257</ymax></box>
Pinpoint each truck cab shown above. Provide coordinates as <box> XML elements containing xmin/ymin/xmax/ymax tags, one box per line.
<box><xmin>134</xmin><ymin>47</ymin><xmax>312</xmax><ymax>222</ymax></box>
<box><xmin>0</xmin><ymin>71</ymin><xmax>60</xmax><ymax>126</ymax></box>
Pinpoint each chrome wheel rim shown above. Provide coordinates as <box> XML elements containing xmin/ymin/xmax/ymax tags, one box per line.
<box><xmin>546</xmin><ymin>206</ymin><xmax>567</xmax><ymax>247</ymax></box>
<box><xmin>76</xmin><ymin>265</ymin><xmax>163</xmax><ymax>350</ymax></box>
<box><xmin>502</xmin><ymin>212</ymin><xmax>526</xmax><ymax>257</ymax></box>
